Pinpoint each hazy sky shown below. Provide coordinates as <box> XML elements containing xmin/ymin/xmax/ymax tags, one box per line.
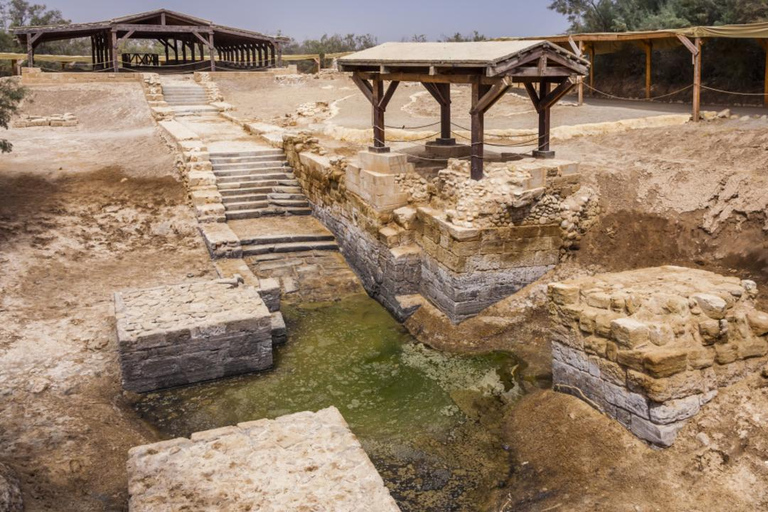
<box><xmin>43</xmin><ymin>1</ymin><xmax>569</xmax><ymax>42</ymax></box>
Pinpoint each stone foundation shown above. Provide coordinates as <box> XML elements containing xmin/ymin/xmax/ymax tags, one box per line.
<box><xmin>284</xmin><ymin>135</ymin><xmax>597</xmax><ymax>323</ymax></box>
<box><xmin>127</xmin><ymin>407</ymin><xmax>400</xmax><ymax>511</ymax></box>
<box><xmin>115</xmin><ymin>278</ymin><xmax>282</xmax><ymax>393</ymax></box>
<box><xmin>13</xmin><ymin>113</ymin><xmax>78</xmax><ymax>128</ymax></box>
<box><xmin>548</xmin><ymin>266</ymin><xmax>768</xmax><ymax>446</ymax></box>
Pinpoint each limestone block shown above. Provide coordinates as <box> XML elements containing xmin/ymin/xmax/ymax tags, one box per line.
<box><xmin>199</xmin><ymin>223</ymin><xmax>242</xmax><ymax>259</ymax></box>
<box><xmin>194</xmin><ymin>203</ymin><xmax>226</xmax><ymax>224</ymax></box>
<box><xmin>271</xmin><ymin>312</ymin><xmax>287</xmax><ymax>345</ymax></box>
<box><xmin>258</xmin><ymin>278</ymin><xmax>282</xmax><ymax>312</ymax></box>
<box><xmin>630</xmin><ymin>415</ymin><xmax>685</xmax><ymax>447</ymax></box>
<box><xmin>358</xmin><ymin>150</ymin><xmax>410</xmax><ymax>174</ymax></box>
<box><xmin>649</xmin><ymin>395</ymin><xmax>701</xmax><ymax>424</ymax></box>
<box><xmin>549</xmin><ymin>283</ymin><xmax>580</xmax><ymax>306</ymax></box>
<box><xmin>190</xmin><ymin>189</ymin><xmax>222</xmax><ymax>207</ymax></box>
<box><xmin>127</xmin><ymin>407</ymin><xmax>400</xmax><ymax>511</ymax></box>
<box><xmin>115</xmin><ymin>280</ymin><xmax>273</xmax><ymax>393</ymax></box>
<box><xmin>611</xmin><ymin>318</ymin><xmax>650</xmax><ymax>348</ymax></box>
<box><xmin>692</xmin><ymin>293</ymin><xmax>728</xmax><ymax>319</ymax></box>
<box><xmin>188</xmin><ymin>171</ymin><xmax>217</xmax><ymax>189</ymax></box>
<box><xmin>747</xmin><ymin>310</ymin><xmax>768</xmax><ymax>336</ymax></box>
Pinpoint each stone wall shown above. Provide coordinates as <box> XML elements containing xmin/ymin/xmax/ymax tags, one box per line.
<box><xmin>115</xmin><ymin>279</ymin><xmax>281</xmax><ymax>393</ymax></box>
<box><xmin>128</xmin><ymin>407</ymin><xmax>399</xmax><ymax>511</ymax></box>
<box><xmin>20</xmin><ymin>67</ymin><xmax>143</xmax><ymax>84</ymax></box>
<box><xmin>548</xmin><ymin>266</ymin><xmax>768</xmax><ymax>446</ymax></box>
<box><xmin>284</xmin><ymin>134</ymin><xmax>597</xmax><ymax>323</ymax></box>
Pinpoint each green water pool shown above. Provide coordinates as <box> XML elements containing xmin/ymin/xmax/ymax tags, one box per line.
<box><xmin>134</xmin><ymin>293</ymin><xmax>525</xmax><ymax>511</ymax></box>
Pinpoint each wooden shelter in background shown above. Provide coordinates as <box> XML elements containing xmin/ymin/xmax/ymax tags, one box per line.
<box><xmin>339</xmin><ymin>41</ymin><xmax>589</xmax><ymax>180</ymax></box>
<box><xmin>11</xmin><ymin>9</ymin><xmax>288</xmax><ymax>73</ymax></box>
<box><xmin>503</xmin><ymin>21</ymin><xmax>768</xmax><ymax>119</ymax></box>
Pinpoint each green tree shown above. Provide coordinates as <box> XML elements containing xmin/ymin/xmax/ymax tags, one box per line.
<box><xmin>0</xmin><ymin>78</ymin><xmax>25</xmax><ymax>152</ymax></box>
<box><xmin>440</xmin><ymin>30</ymin><xmax>487</xmax><ymax>42</ymax></box>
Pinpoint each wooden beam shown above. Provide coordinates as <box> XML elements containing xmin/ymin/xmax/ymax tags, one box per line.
<box><xmin>577</xmin><ymin>41</ymin><xmax>584</xmax><ymax>105</ymax></box>
<box><xmin>588</xmin><ymin>44</ymin><xmax>595</xmax><ymax>96</ymax></box>
<box><xmin>209</xmin><ymin>33</ymin><xmax>215</xmax><ymax>71</ymax></box>
<box><xmin>760</xmin><ymin>39</ymin><xmax>768</xmax><ymax>108</ymax></box>
<box><xmin>379</xmin><ymin>80</ymin><xmax>400</xmax><ymax>110</ymax></box>
<box><xmin>470</xmin><ymin>79</ymin><xmax>485</xmax><ymax>180</ymax></box>
<box><xmin>539</xmin><ymin>78</ymin><xmax>576</xmax><ymax>111</ymax></box>
<box><xmin>118</xmin><ymin>29</ymin><xmax>135</xmax><ymax>44</ymax></box>
<box><xmin>693</xmin><ymin>37</ymin><xmax>702</xmax><ymax>122</ymax></box>
<box><xmin>422</xmin><ymin>82</ymin><xmax>448</xmax><ymax>105</ymax></box>
<box><xmin>470</xmin><ymin>77</ymin><xmax>513</xmax><ymax>115</ymax></box>
<box><xmin>643</xmin><ymin>41</ymin><xmax>652</xmax><ymax>99</ymax></box>
<box><xmin>676</xmin><ymin>34</ymin><xmax>699</xmax><ymax>56</ymax></box>
<box><xmin>192</xmin><ymin>31</ymin><xmax>212</xmax><ymax>48</ymax></box>
<box><xmin>523</xmin><ymin>82</ymin><xmax>540</xmax><ymax>111</ymax></box>
<box><xmin>351</xmin><ymin>74</ymin><xmax>374</xmax><ymax>104</ymax></box>
<box><xmin>534</xmin><ymin>81</ymin><xmax>553</xmax><ymax>158</ymax></box>
<box><xmin>371</xmin><ymin>78</ymin><xmax>387</xmax><ymax>152</ymax></box>
<box><xmin>568</xmin><ymin>35</ymin><xmax>581</xmax><ymax>56</ymax></box>
<box><xmin>111</xmin><ymin>29</ymin><xmax>118</xmax><ymax>72</ymax></box>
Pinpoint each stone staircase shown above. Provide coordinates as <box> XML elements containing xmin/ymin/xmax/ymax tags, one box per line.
<box><xmin>160</xmin><ymin>82</ymin><xmax>219</xmax><ymax>117</ymax></box>
<box><xmin>212</xmin><ymin>149</ymin><xmax>313</xmax><ymax>221</ymax></box>
<box><xmin>240</xmin><ymin>233</ymin><xmax>339</xmax><ymax>257</ymax></box>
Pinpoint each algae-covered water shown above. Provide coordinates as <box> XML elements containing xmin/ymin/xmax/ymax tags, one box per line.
<box><xmin>134</xmin><ymin>294</ymin><xmax>524</xmax><ymax>511</ymax></box>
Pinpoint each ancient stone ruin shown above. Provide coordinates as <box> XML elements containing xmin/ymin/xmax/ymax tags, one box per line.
<box><xmin>288</xmin><ymin>138</ymin><xmax>597</xmax><ymax>323</ymax></box>
<box><xmin>13</xmin><ymin>113</ymin><xmax>78</xmax><ymax>127</ymax></box>
<box><xmin>548</xmin><ymin>266</ymin><xmax>768</xmax><ymax>446</ymax></box>
<box><xmin>127</xmin><ymin>407</ymin><xmax>400</xmax><ymax>511</ymax></box>
<box><xmin>115</xmin><ymin>278</ymin><xmax>284</xmax><ymax>393</ymax></box>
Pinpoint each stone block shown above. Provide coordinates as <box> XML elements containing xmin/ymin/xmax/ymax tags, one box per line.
<box><xmin>611</xmin><ymin>318</ymin><xmax>650</xmax><ymax>348</ymax></box>
<box><xmin>258</xmin><ymin>278</ymin><xmax>282</xmax><ymax>312</ymax></box>
<box><xmin>643</xmin><ymin>349</ymin><xmax>689</xmax><ymax>378</ymax></box>
<box><xmin>271</xmin><ymin>312</ymin><xmax>287</xmax><ymax>345</ymax></box>
<box><xmin>115</xmin><ymin>280</ymin><xmax>274</xmax><ymax>393</ymax></box>
<box><xmin>199</xmin><ymin>223</ymin><xmax>242</xmax><ymax>259</ymax></box>
<box><xmin>692</xmin><ymin>293</ymin><xmax>728</xmax><ymax>320</ymax></box>
<box><xmin>358</xmin><ymin>150</ymin><xmax>409</xmax><ymax>174</ymax></box>
<box><xmin>127</xmin><ymin>407</ymin><xmax>400</xmax><ymax>511</ymax></box>
<box><xmin>649</xmin><ymin>395</ymin><xmax>701</xmax><ymax>424</ymax></box>
<box><xmin>630</xmin><ymin>415</ymin><xmax>685</xmax><ymax>447</ymax></box>
<box><xmin>425</xmin><ymin>142</ymin><xmax>472</xmax><ymax>159</ymax></box>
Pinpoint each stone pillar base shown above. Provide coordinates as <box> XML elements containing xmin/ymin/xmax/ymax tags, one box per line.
<box><xmin>425</xmin><ymin>141</ymin><xmax>471</xmax><ymax>159</ymax></box>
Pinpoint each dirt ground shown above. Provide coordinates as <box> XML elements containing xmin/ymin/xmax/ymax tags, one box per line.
<box><xmin>0</xmin><ymin>82</ymin><xmax>216</xmax><ymax>510</ymax></box>
<box><xmin>2</xmin><ymin>72</ymin><xmax>768</xmax><ymax>511</ymax></box>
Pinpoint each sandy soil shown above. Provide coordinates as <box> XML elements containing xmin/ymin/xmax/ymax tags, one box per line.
<box><xmin>0</xmin><ymin>83</ymin><xmax>216</xmax><ymax>510</ymax></box>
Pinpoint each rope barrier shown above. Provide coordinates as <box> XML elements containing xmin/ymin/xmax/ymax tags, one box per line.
<box><xmin>582</xmin><ymin>82</ymin><xmax>694</xmax><ymax>102</ymax></box>
<box><xmin>701</xmin><ymin>85</ymin><xmax>768</xmax><ymax>97</ymax></box>
<box><xmin>385</xmin><ymin>120</ymin><xmax>441</xmax><ymax>130</ymax></box>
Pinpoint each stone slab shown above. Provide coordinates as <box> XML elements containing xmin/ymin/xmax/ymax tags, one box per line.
<box><xmin>115</xmin><ymin>280</ymin><xmax>273</xmax><ymax>393</ymax></box>
<box><xmin>127</xmin><ymin>407</ymin><xmax>400</xmax><ymax>511</ymax></box>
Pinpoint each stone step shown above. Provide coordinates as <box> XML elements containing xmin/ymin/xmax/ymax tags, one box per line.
<box><xmin>212</xmin><ymin>161</ymin><xmax>287</xmax><ymax>170</ymax></box>
<box><xmin>222</xmin><ymin>193</ymin><xmax>269</xmax><ymax>203</ymax></box>
<box><xmin>214</xmin><ymin>170</ymin><xmax>292</xmax><ymax>179</ymax></box>
<box><xmin>240</xmin><ymin>233</ymin><xmax>336</xmax><ymax>246</ymax></box>
<box><xmin>242</xmin><ymin>240</ymin><xmax>339</xmax><ymax>256</ymax></box>
<box><xmin>219</xmin><ymin>185</ymin><xmax>301</xmax><ymax>196</ymax></box>
<box><xmin>216</xmin><ymin>173</ymin><xmax>293</xmax><ymax>184</ymax></box>
<box><xmin>267</xmin><ymin>193</ymin><xmax>306</xmax><ymax>201</ymax></box>
<box><xmin>225</xmin><ymin>200</ymin><xmax>270</xmax><ymax>211</ymax></box>
<box><xmin>210</xmin><ymin>155</ymin><xmax>288</xmax><ymax>165</ymax></box>
<box><xmin>225</xmin><ymin>207</ymin><xmax>313</xmax><ymax>220</ymax></box>
<box><xmin>209</xmin><ymin>150</ymin><xmax>284</xmax><ymax>158</ymax></box>
<box><xmin>218</xmin><ymin>179</ymin><xmax>299</xmax><ymax>190</ymax></box>
<box><xmin>269</xmin><ymin>199</ymin><xmax>309</xmax><ymax>208</ymax></box>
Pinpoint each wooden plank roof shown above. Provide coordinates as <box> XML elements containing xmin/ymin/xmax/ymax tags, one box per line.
<box><xmin>10</xmin><ymin>8</ymin><xmax>288</xmax><ymax>46</ymax></box>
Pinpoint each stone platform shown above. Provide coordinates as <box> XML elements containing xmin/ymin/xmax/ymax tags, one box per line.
<box><xmin>115</xmin><ymin>278</ymin><xmax>282</xmax><ymax>393</ymax></box>
<box><xmin>127</xmin><ymin>407</ymin><xmax>401</xmax><ymax>511</ymax></box>
<box><xmin>548</xmin><ymin>266</ymin><xmax>767</xmax><ymax>446</ymax></box>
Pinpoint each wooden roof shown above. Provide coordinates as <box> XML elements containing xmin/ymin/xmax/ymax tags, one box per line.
<box><xmin>11</xmin><ymin>8</ymin><xmax>288</xmax><ymax>46</ymax></box>
<box><xmin>339</xmin><ymin>40</ymin><xmax>589</xmax><ymax>81</ymax></box>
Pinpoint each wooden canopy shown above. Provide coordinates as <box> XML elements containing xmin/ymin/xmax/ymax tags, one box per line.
<box><xmin>11</xmin><ymin>9</ymin><xmax>289</xmax><ymax>72</ymax></box>
<box><xmin>339</xmin><ymin>41</ymin><xmax>589</xmax><ymax>180</ymax></box>
<box><xmin>502</xmin><ymin>21</ymin><xmax>768</xmax><ymax>115</ymax></box>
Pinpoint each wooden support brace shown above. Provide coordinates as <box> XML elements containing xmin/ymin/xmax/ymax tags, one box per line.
<box><xmin>471</xmin><ymin>77</ymin><xmax>512</xmax><ymax>115</ymax></box>
<box><xmin>351</xmin><ymin>74</ymin><xmax>374</xmax><ymax>104</ymax></box>
<box><xmin>118</xmin><ymin>30</ymin><xmax>135</xmax><ymax>44</ymax></box>
<box><xmin>538</xmin><ymin>78</ymin><xmax>576</xmax><ymax>111</ymax></box>
<box><xmin>379</xmin><ymin>80</ymin><xmax>400</xmax><ymax>110</ymax></box>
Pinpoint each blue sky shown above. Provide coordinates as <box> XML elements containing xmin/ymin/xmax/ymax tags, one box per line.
<box><xmin>45</xmin><ymin>1</ymin><xmax>570</xmax><ymax>42</ymax></box>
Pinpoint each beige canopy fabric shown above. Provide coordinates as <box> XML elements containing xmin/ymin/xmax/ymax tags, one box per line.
<box><xmin>500</xmin><ymin>21</ymin><xmax>768</xmax><ymax>55</ymax></box>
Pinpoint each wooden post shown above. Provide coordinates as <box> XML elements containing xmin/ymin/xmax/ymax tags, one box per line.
<box><xmin>760</xmin><ymin>39</ymin><xmax>768</xmax><ymax>108</ymax></box>
<box><xmin>439</xmin><ymin>84</ymin><xmax>451</xmax><ymax>141</ymax></box>
<box><xmin>588</xmin><ymin>44</ymin><xmax>595</xmax><ymax>96</ymax></box>
<box><xmin>181</xmin><ymin>38</ymin><xmax>187</xmax><ymax>63</ymax></box>
<box><xmin>209</xmin><ymin>33</ymin><xmax>216</xmax><ymax>71</ymax></box>
<box><xmin>534</xmin><ymin>80</ymin><xmax>554</xmax><ymax>158</ymax></box>
<box><xmin>693</xmin><ymin>38</ymin><xmax>702</xmax><ymax>122</ymax></box>
<box><xmin>277</xmin><ymin>44</ymin><xmax>283</xmax><ymax>67</ymax></box>
<box><xmin>470</xmin><ymin>79</ymin><xmax>484</xmax><ymax>181</ymax></box>
<box><xmin>578</xmin><ymin>41</ymin><xmax>584</xmax><ymax>106</ymax></box>
<box><xmin>163</xmin><ymin>38</ymin><xmax>169</xmax><ymax>65</ymax></box>
<box><xmin>26</xmin><ymin>37</ymin><xmax>34</xmax><ymax>68</ymax></box>
<box><xmin>111</xmin><ymin>29</ymin><xmax>118</xmax><ymax>72</ymax></box>
<box><xmin>644</xmin><ymin>41</ymin><xmax>652</xmax><ymax>99</ymax></box>
<box><xmin>371</xmin><ymin>78</ymin><xmax>387</xmax><ymax>152</ymax></box>
<box><xmin>271</xmin><ymin>45</ymin><xmax>276</xmax><ymax>67</ymax></box>
<box><xmin>190</xmin><ymin>39</ymin><xmax>196</xmax><ymax>62</ymax></box>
